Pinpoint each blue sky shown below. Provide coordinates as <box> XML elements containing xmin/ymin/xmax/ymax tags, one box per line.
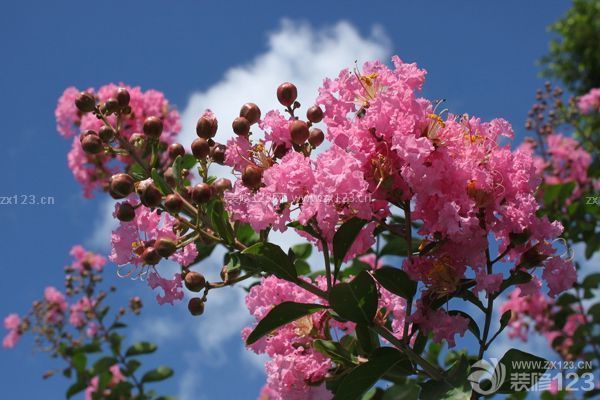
<box><xmin>0</xmin><ymin>1</ymin><xmax>575</xmax><ymax>399</ymax></box>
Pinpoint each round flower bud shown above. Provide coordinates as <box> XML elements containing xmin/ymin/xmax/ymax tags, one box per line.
<box><xmin>155</xmin><ymin>238</ymin><xmax>177</xmax><ymax>258</ymax></box>
<box><xmin>138</xmin><ymin>181</ymin><xmax>163</xmax><ymax>208</ymax></box>
<box><xmin>75</xmin><ymin>92</ymin><xmax>96</xmax><ymax>113</ymax></box>
<box><xmin>277</xmin><ymin>82</ymin><xmax>298</xmax><ymax>107</ymax></box>
<box><xmin>164</xmin><ymin>194</ymin><xmax>184</xmax><ymax>213</ymax></box>
<box><xmin>129</xmin><ymin>133</ymin><xmax>145</xmax><ymax>148</ymax></box>
<box><xmin>210</xmin><ymin>143</ymin><xmax>226</xmax><ymax>165</ymax></box>
<box><xmin>184</xmin><ymin>272</ymin><xmax>206</xmax><ymax>292</ymax></box>
<box><xmin>306</xmin><ymin>105</ymin><xmax>324</xmax><ymax>123</ymax></box>
<box><xmin>290</xmin><ymin>120</ymin><xmax>309</xmax><ymax>145</ymax></box>
<box><xmin>232</xmin><ymin>116</ymin><xmax>250</xmax><ymax>136</ymax></box>
<box><xmin>242</xmin><ymin>165</ymin><xmax>263</xmax><ymax>189</ymax></box>
<box><xmin>141</xmin><ymin>247</ymin><xmax>161</xmax><ymax>265</ymax></box>
<box><xmin>188</xmin><ymin>298</ymin><xmax>205</xmax><ymax>316</ymax></box>
<box><xmin>104</xmin><ymin>98</ymin><xmax>119</xmax><ymax>114</ymax></box>
<box><xmin>213</xmin><ymin>178</ymin><xmax>232</xmax><ymax>194</ymax></box>
<box><xmin>273</xmin><ymin>143</ymin><xmax>288</xmax><ymax>159</ymax></box>
<box><xmin>143</xmin><ymin>116</ymin><xmax>163</xmax><ymax>138</ymax></box>
<box><xmin>191</xmin><ymin>138</ymin><xmax>210</xmax><ymax>159</ymax></box>
<box><xmin>239</xmin><ymin>103</ymin><xmax>261</xmax><ymax>125</ymax></box>
<box><xmin>116</xmin><ymin>87</ymin><xmax>130</xmax><ymax>107</ymax></box>
<box><xmin>163</xmin><ymin>168</ymin><xmax>177</xmax><ymax>187</ymax></box>
<box><xmin>98</xmin><ymin>125</ymin><xmax>115</xmax><ymax>142</ymax></box>
<box><xmin>109</xmin><ymin>173</ymin><xmax>135</xmax><ymax>199</ymax></box>
<box><xmin>80</xmin><ymin>132</ymin><xmax>103</xmax><ymax>154</ymax></box>
<box><xmin>115</xmin><ymin>202</ymin><xmax>136</xmax><ymax>222</ymax></box>
<box><xmin>168</xmin><ymin>143</ymin><xmax>185</xmax><ymax>160</ymax></box>
<box><xmin>191</xmin><ymin>183</ymin><xmax>212</xmax><ymax>204</ymax></box>
<box><xmin>196</xmin><ymin>115</ymin><xmax>218</xmax><ymax>139</ymax></box>
<box><xmin>308</xmin><ymin>128</ymin><xmax>325</xmax><ymax>148</ymax></box>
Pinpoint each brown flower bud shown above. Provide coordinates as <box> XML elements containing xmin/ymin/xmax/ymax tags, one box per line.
<box><xmin>277</xmin><ymin>82</ymin><xmax>298</xmax><ymax>107</ymax></box>
<box><xmin>239</xmin><ymin>103</ymin><xmax>261</xmax><ymax>125</ymax></box>
<box><xmin>163</xmin><ymin>167</ymin><xmax>177</xmax><ymax>187</ymax></box>
<box><xmin>116</xmin><ymin>87</ymin><xmax>130</xmax><ymax>107</ymax></box>
<box><xmin>210</xmin><ymin>143</ymin><xmax>226</xmax><ymax>165</ymax></box>
<box><xmin>115</xmin><ymin>202</ymin><xmax>136</xmax><ymax>222</ymax></box>
<box><xmin>80</xmin><ymin>132</ymin><xmax>103</xmax><ymax>154</ymax></box>
<box><xmin>143</xmin><ymin>116</ymin><xmax>163</xmax><ymax>138</ymax></box>
<box><xmin>188</xmin><ymin>298</ymin><xmax>205</xmax><ymax>316</ymax></box>
<box><xmin>168</xmin><ymin>143</ymin><xmax>186</xmax><ymax>160</ymax></box>
<box><xmin>129</xmin><ymin>132</ymin><xmax>145</xmax><ymax>148</ymax></box>
<box><xmin>308</xmin><ymin>128</ymin><xmax>324</xmax><ymax>148</ymax></box>
<box><xmin>142</xmin><ymin>246</ymin><xmax>161</xmax><ymax>265</ymax></box>
<box><xmin>155</xmin><ymin>238</ymin><xmax>177</xmax><ymax>258</ymax></box>
<box><xmin>196</xmin><ymin>115</ymin><xmax>218</xmax><ymax>139</ymax></box>
<box><xmin>109</xmin><ymin>173</ymin><xmax>135</xmax><ymax>199</ymax></box>
<box><xmin>191</xmin><ymin>183</ymin><xmax>213</xmax><ymax>204</ymax></box>
<box><xmin>184</xmin><ymin>272</ymin><xmax>206</xmax><ymax>292</ymax></box>
<box><xmin>220</xmin><ymin>265</ymin><xmax>240</xmax><ymax>282</ymax></box>
<box><xmin>213</xmin><ymin>178</ymin><xmax>232</xmax><ymax>194</ymax></box>
<box><xmin>191</xmin><ymin>138</ymin><xmax>210</xmax><ymax>159</ymax></box>
<box><xmin>105</xmin><ymin>98</ymin><xmax>119</xmax><ymax>114</ymax></box>
<box><xmin>98</xmin><ymin>125</ymin><xmax>115</xmax><ymax>142</ymax></box>
<box><xmin>306</xmin><ymin>105</ymin><xmax>324</xmax><ymax>123</ymax></box>
<box><xmin>242</xmin><ymin>165</ymin><xmax>263</xmax><ymax>189</ymax></box>
<box><xmin>75</xmin><ymin>92</ymin><xmax>96</xmax><ymax>113</ymax></box>
<box><xmin>290</xmin><ymin>120</ymin><xmax>309</xmax><ymax>145</ymax></box>
<box><xmin>164</xmin><ymin>193</ymin><xmax>184</xmax><ymax>213</ymax></box>
<box><xmin>232</xmin><ymin>116</ymin><xmax>250</xmax><ymax>136</ymax></box>
<box><xmin>138</xmin><ymin>181</ymin><xmax>163</xmax><ymax>208</ymax></box>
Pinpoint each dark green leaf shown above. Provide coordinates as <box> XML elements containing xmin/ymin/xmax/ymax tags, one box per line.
<box><xmin>499</xmin><ymin>271</ymin><xmax>532</xmax><ymax>293</ymax></box>
<box><xmin>141</xmin><ymin>366</ymin><xmax>174</xmax><ymax>383</ymax></box>
<box><xmin>71</xmin><ymin>352</ymin><xmax>87</xmax><ymax>374</ymax></box>
<box><xmin>329</xmin><ymin>271</ymin><xmax>378</xmax><ymax>324</ymax></box>
<box><xmin>125</xmin><ymin>342</ymin><xmax>157</xmax><ymax>357</ymax></box>
<box><xmin>382</xmin><ymin>382</ymin><xmax>420</xmax><ymax>400</ymax></box>
<box><xmin>242</xmin><ymin>242</ymin><xmax>298</xmax><ymax>282</ymax></box>
<box><xmin>66</xmin><ymin>380</ymin><xmax>87</xmax><ymax>399</ymax></box>
<box><xmin>246</xmin><ymin>302</ymin><xmax>325</xmax><ymax>345</ymax></box>
<box><xmin>498</xmin><ymin>349</ymin><xmax>547</xmax><ymax>393</ymax></box>
<box><xmin>373</xmin><ymin>267</ymin><xmax>416</xmax><ymax>300</ymax></box>
<box><xmin>355</xmin><ymin>324</ymin><xmax>380</xmax><ymax>355</ymax></box>
<box><xmin>333</xmin><ymin>347</ymin><xmax>407</xmax><ymax>400</ymax></box>
<box><xmin>420</xmin><ymin>355</ymin><xmax>471</xmax><ymax>399</ymax></box>
<box><xmin>294</xmin><ymin>259</ymin><xmax>311</xmax><ymax>275</ymax></box>
<box><xmin>291</xmin><ymin>243</ymin><xmax>312</xmax><ymax>259</ymax></box>
<box><xmin>92</xmin><ymin>356</ymin><xmax>118</xmax><ymax>375</ymax></box>
<box><xmin>333</xmin><ymin>218</ymin><xmax>368</xmax><ymax>268</ymax></box>
<box><xmin>313</xmin><ymin>339</ymin><xmax>353</xmax><ymax>366</ymax></box>
<box><xmin>151</xmin><ymin>168</ymin><xmax>171</xmax><ymax>195</ymax></box>
<box><xmin>208</xmin><ymin>200</ymin><xmax>235</xmax><ymax>245</ymax></box>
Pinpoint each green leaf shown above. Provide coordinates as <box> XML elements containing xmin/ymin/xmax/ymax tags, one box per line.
<box><xmin>287</xmin><ymin>221</ymin><xmax>319</xmax><ymax>238</ymax></box>
<box><xmin>497</xmin><ymin>349</ymin><xmax>548</xmax><ymax>393</ymax></box>
<box><xmin>207</xmin><ymin>199</ymin><xmax>235</xmax><ymax>245</ymax></box>
<box><xmin>333</xmin><ymin>218</ymin><xmax>368</xmax><ymax>269</ymax></box>
<box><xmin>129</xmin><ymin>163</ymin><xmax>148</xmax><ymax>181</ymax></box>
<box><xmin>333</xmin><ymin>347</ymin><xmax>407</xmax><ymax>400</ymax></box>
<box><xmin>313</xmin><ymin>339</ymin><xmax>353</xmax><ymax>366</ymax></box>
<box><xmin>71</xmin><ymin>352</ymin><xmax>87</xmax><ymax>374</ymax></box>
<box><xmin>420</xmin><ymin>355</ymin><xmax>471</xmax><ymax>399</ymax></box>
<box><xmin>236</xmin><ymin>223</ymin><xmax>260</xmax><ymax>245</ymax></box>
<box><xmin>141</xmin><ymin>366</ymin><xmax>174</xmax><ymax>383</ymax></box>
<box><xmin>172</xmin><ymin>154</ymin><xmax>197</xmax><ymax>186</ymax></box>
<box><xmin>499</xmin><ymin>271</ymin><xmax>532</xmax><ymax>293</ymax></box>
<box><xmin>246</xmin><ymin>302</ymin><xmax>326</xmax><ymax>345</ymax></box>
<box><xmin>151</xmin><ymin>168</ymin><xmax>171</xmax><ymax>195</ymax></box>
<box><xmin>294</xmin><ymin>259</ymin><xmax>311</xmax><ymax>275</ymax></box>
<box><xmin>66</xmin><ymin>380</ymin><xmax>87</xmax><ymax>399</ymax></box>
<box><xmin>125</xmin><ymin>342</ymin><xmax>157</xmax><ymax>357</ymax></box>
<box><xmin>329</xmin><ymin>271</ymin><xmax>378</xmax><ymax>325</ymax></box>
<box><xmin>242</xmin><ymin>243</ymin><xmax>298</xmax><ymax>282</ymax></box>
<box><xmin>380</xmin><ymin>236</ymin><xmax>419</xmax><ymax>257</ymax></box>
<box><xmin>382</xmin><ymin>382</ymin><xmax>420</xmax><ymax>400</ymax></box>
<box><xmin>291</xmin><ymin>243</ymin><xmax>312</xmax><ymax>259</ymax></box>
<box><xmin>589</xmin><ymin>303</ymin><xmax>600</xmax><ymax>323</ymax></box>
<box><xmin>92</xmin><ymin>356</ymin><xmax>118</xmax><ymax>375</ymax></box>
<box><xmin>583</xmin><ymin>273</ymin><xmax>600</xmax><ymax>290</ymax></box>
<box><xmin>373</xmin><ymin>267</ymin><xmax>417</xmax><ymax>300</ymax></box>
<box><xmin>355</xmin><ymin>324</ymin><xmax>380</xmax><ymax>355</ymax></box>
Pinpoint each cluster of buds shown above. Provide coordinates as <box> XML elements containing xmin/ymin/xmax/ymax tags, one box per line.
<box><xmin>524</xmin><ymin>81</ymin><xmax>575</xmax><ymax>135</ymax></box>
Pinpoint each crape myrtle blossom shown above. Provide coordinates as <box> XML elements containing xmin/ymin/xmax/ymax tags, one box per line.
<box><xmin>578</xmin><ymin>87</ymin><xmax>600</xmax><ymax>114</ymax></box>
<box><xmin>2</xmin><ymin>314</ymin><xmax>22</xmax><ymax>348</ymax></box>
<box><xmin>55</xmin><ymin>84</ymin><xmax>181</xmax><ymax>198</ymax></box>
<box><xmin>501</xmin><ymin>286</ymin><xmax>587</xmax><ymax>360</ymax></box>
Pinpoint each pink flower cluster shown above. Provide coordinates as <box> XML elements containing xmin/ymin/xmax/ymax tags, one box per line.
<box><xmin>55</xmin><ymin>85</ymin><xmax>181</xmax><ymax>197</ymax></box>
<box><xmin>110</xmin><ymin>198</ymin><xmax>196</xmax><ymax>304</ymax></box>
<box><xmin>2</xmin><ymin>314</ymin><xmax>21</xmax><ymax>348</ymax></box>
<box><xmin>501</xmin><ymin>286</ymin><xmax>587</xmax><ymax>359</ymax></box>
<box><xmin>243</xmin><ymin>264</ymin><xmax>408</xmax><ymax>399</ymax></box>
<box><xmin>84</xmin><ymin>364</ymin><xmax>125</xmax><ymax>400</ymax></box>
<box><xmin>577</xmin><ymin>87</ymin><xmax>600</xmax><ymax>114</ymax></box>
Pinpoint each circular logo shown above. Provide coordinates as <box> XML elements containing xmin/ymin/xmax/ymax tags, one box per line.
<box><xmin>468</xmin><ymin>358</ymin><xmax>506</xmax><ymax>395</ymax></box>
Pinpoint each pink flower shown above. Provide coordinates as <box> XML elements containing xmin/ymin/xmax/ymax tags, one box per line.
<box><xmin>69</xmin><ymin>297</ymin><xmax>96</xmax><ymax>328</ymax></box>
<box><xmin>147</xmin><ymin>272</ymin><xmax>184</xmax><ymax>305</ymax></box>
<box><xmin>410</xmin><ymin>303</ymin><xmax>468</xmax><ymax>347</ymax></box>
<box><xmin>578</xmin><ymin>88</ymin><xmax>600</xmax><ymax>114</ymax></box>
<box><xmin>475</xmin><ymin>273</ymin><xmax>503</xmax><ymax>294</ymax></box>
<box><xmin>542</xmin><ymin>256</ymin><xmax>576</xmax><ymax>296</ymax></box>
<box><xmin>55</xmin><ymin>87</ymin><xmax>82</xmax><ymax>138</ymax></box>
<box><xmin>69</xmin><ymin>245</ymin><xmax>106</xmax><ymax>273</ymax></box>
<box><xmin>2</xmin><ymin>314</ymin><xmax>21</xmax><ymax>349</ymax></box>
<box><xmin>44</xmin><ymin>287</ymin><xmax>67</xmax><ymax>323</ymax></box>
